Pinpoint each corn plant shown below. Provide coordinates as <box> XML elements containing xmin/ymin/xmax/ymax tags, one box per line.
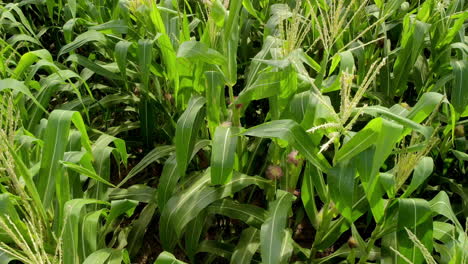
<box><xmin>0</xmin><ymin>0</ymin><xmax>467</xmax><ymax>263</ymax></box>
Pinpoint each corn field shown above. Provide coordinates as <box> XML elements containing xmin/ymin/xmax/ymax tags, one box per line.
<box><xmin>0</xmin><ymin>0</ymin><xmax>467</xmax><ymax>263</ymax></box>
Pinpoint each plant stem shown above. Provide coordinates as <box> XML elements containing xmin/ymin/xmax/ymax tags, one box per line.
<box><xmin>358</xmin><ymin>224</ymin><xmax>381</xmax><ymax>264</ymax></box>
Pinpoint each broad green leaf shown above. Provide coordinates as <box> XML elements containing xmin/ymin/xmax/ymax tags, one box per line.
<box><xmin>207</xmin><ymin>199</ymin><xmax>267</xmax><ymax>228</ymax></box>
<box><xmin>429</xmin><ymin>191</ymin><xmax>463</xmax><ymax>231</ymax></box>
<box><xmin>81</xmin><ymin>209</ymin><xmax>105</xmax><ymax>257</ymax></box>
<box><xmin>107</xmin><ymin>199</ymin><xmax>138</xmax><ymax>223</ymax></box>
<box><xmin>260</xmin><ymin>190</ymin><xmax>296</xmax><ymax>264</ymax></box>
<box><xmin>185</xmin><ymin>210</ymin><xmax>206</xmax><ymax>262</ymax></box>
<box><xmin>175</xmin><ymin>96</ymin><xmax>206</xmax><ymax>176</ymax></box>
<box><xmin>37</xmin><ymin>110</ymin><xmax>92</xmax><ymax>210</ymax></box>
<box><xmin>393</xmin><ymin>16</ymin><xmax>430</xmax><ymax>95</ymax></box>
<box><xmin>89</xmin><ymin>20</ymin><xmax>128</xmax><ymax>34</ymax></box>
<box><xmin>451</xmin><ymin>60</ymin><xmax>467</xmax><ymax>113</ymax></box>
<box><xmin>154</xmin><ymin>251</ymin><xmax>187</xmax><ymax>264</ymax></box>
<box><xmin>63</xmin><ymin>199</ymin><xmax>108</xmax><ymax>264</ymax></box>
<box><xmin>61</xmin><ymin>161</ymin><xmax>116</xmax><ymax>187</ymax></box>
<box><xmin>177</xmin><ymin>40</ymin><xmax>226</xmax><ymax>65</ymax></box>
<box><xmin>139</xmin><ymin>97</ymin><xmax>158</xmax><ymax>147</ymax></box>
<box><xmin>66</xmin><ymin>54</ymin><xmax>123</xmax><ymax>81</ymax></box>
<box><xmin>159</xmin><ymin>171</ymin><xmax>271</xmax><ymax>250</ymax></box>
<box><xmin>363</xmin><ymin>106</ymin><xmax>433</xmax><ymax>139</ymax></box>
<box><xmin>138</xmin><ymin>39</ymin><xmax>153</xmax><ymax>92</ymax></box>
<box><xmin>82</xmin><ymin>249</ymin><xmax>124</xmax><ymax>264</ymax></box>
<box><xmin>198</xmin><ymin>240</ymin><xmax>235</xmax><ymax>259</ymax></box>
<box><xmin>205</xmin><ymin>70</ymin><xmax>226</xmax><ymax>132</ymax></box>
<box><xmin>241</xmin><ymin>120</ymin><xmax>331</xmax><ymax>171</ymax></box>
<box><xmin>390</xmin><ymin>199</ymin><xmax>433</xmax><ymax>264</ymax></box>
<box><xmin>13</xmin><ymin>49</ymin><xmax>52</xmax><ymax>79</ymax></box>
<box><xmin>58</xmin><ymin>30</ymin><xmax>107</xmax><ymax>56</ymax></box>
<box><xmin>7</xmin><ymin>34</ymin><xmax>41</xmax><ymax>46</ymax></box>
<box><xmin>158</xmin><ymin>140</ymin><xmax>211</xmax><ymax>211</ymax></box>
<box><xmin>301</xmin><ymin>164</ymin><xmax>319</xmax><ymax>228</ymax></box>
<box><xmin>402</xmin><ymin>157</ymin><xmax>433</xmax><ymax>198</ymax></box>
<box><xmin>223</xmin><ymin>0</ymin><xmax>242</xmax><ymax>85</ymax></box>
<box><xmin>406</xmin><ymin>92</ymin><xmax>444</xmax><ymax>123</ymax></box>
<box><xmin>114</xmin><ymin>40</ymin><xmax>132</xmax><ymax>80</ymax></box>
<box><xmin>117</xmin><ymin>145</ymin><xmax>174</xmax><ymax>187</ymax></box>
<box><xmin>278</xmin><ymin>229</ymin><xmax>294</xmax><ymax>264</ymax></box>
<box><xmin>335</xmin><ymin>118</ymin><xmax>381</xmax><ymax>163</ymax></box>
<box><xmin>109</xmin><ymin>185</ymin><xmax>156</xmax><ymax>203</ymax></box>
<box><xmin>154</xmin><ymin>33</ymin><xmax>179</xmax><ymax>102</ymax></box>
<box><xmin>211</xmin><ymin>125</ymin><xmax>238</xmax><ymax>185</ymax></box>
<box><xmin>0</xmin><ymin>79</ymin><xmax>47</xmax><ymax>113</ymax></box>
<box><xmin>328</xmin><ymin>161</ymin><xmax>355</xmax><ymax>222</ymax></box>
<box><xmin>231</xmin><ymin>227</ymin><xmax>260</xmax><ymax>264</ymax></box>
<box><xmin>128</xmin><ymin>203</ymin><xmax>157</xmax><ymax>256</ymax></box>
<box><xmin>236</xmin><ymin>71</ymin><xmax>282</xmax><ymax>104</ymax></box>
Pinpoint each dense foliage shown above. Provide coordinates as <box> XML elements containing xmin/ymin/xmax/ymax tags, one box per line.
<box><xmin>0</xmin><ymin>0</ymin><xmax>467</xmax><ymax>263</ymax></box>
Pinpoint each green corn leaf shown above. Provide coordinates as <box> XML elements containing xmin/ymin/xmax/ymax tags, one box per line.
<box><xmin>223</xmin><ymin>0</ymin><xmax>242</xmax><ymax>85</ymax></box>
<box><xmin>81</xmin><ymin>209</ymin><xmax>105</xmax><ymax>257</ymax></box>
<box><xmin>139</xmin><ymin>97</ymin><xmax>158</xmax><ymax>147</ymax></box>
<box><xmin>117</xmin><ymin>145</ymin><xmax>174</xmax><ymax>187</ymax></box>
<box><xmin>66</xmin><ymin>54</ymin><xmax>123</xmax><ymax>81</ymax></box>
<box><xmin>61</xmin><ymin>161</ymin><xmax>116</xmax><ymax>187</ymax></box>
<box><xmin>128</xmin><ymin>203</ymin><xmax>157</xmax><ymax>256</ymax></box>
<box><xmin>177</xmin><ymin>40</ymin><xmax>226</xmax><ymax>65</ymax></box>
<box><xmin>402</xmin><ymin>157</ymin><xmax>433</xmax><ymax>198</ymax></box>
<box><xmin>198</xmin><ymin>240</ymin><xmax>235</xmax><ymax>260</ymax></box>
<box><xmin>37</xmin><ymin>110</ymin><xmax>92</xmax><ymax>209</ymax></box>
<box><xmin>429</xmin><ymin>191</ymin><xmax>463</xmax><ymax>231</ymax></box>
<box><xmin>383</xmin><ymin>198</ymin><xmax>433</xmax><ymax>264</ymax></box>
<box><xmin>82</xmin><ymin>248</ymin><xmax>125</xmax><ymax>264</ymax></box>
<box><xmin>0</xmin><ymin>78</ymin><xmax>47</xmax><ymax>113</ymax></box>
<box><xmin>451</xmin><ymin>60</ymin><xmax>467</xmax><ymax>113</ymax></box>
<box><xmin>13</xmin><ymin>49</ymin><xmax>52</xmax><ymax>79</ymax></box>
<box><xmin>89</xmin><ymin>20</ymin><xmax>128</xmax><ymax>34</ymax></box>
<box><xmin>241</xmin><ymin>120</ymin><xmax>331</xmax><ymax>171</ymax></box>
<box><xmin>236</xmin><ymin>71</ymin><xmax>282</xmax><ymax>104</ymax></box>
<box><xmin>185</xmin><ymin>210</ymin><xmax>207</xmax><ymax>262</ymax></box>
<box><xmin>301</xmin><ymin>164</ymin><xmax>319</xmax><ymax>228</ymax></box>
<box><xmin>207</xmin><ymin>199</ymin><xmax>267</xmax><ymax>228</ymax></box>
<box><xmin>158</xmin><ymin>140</ymin><xmax>211</xmax><ymax>211</ymax></box>
<box><xmin>334</xmin><ymin>118</ymin><xmax>381</xmax><ymax>164</ymax></box>
<box><xmin>62</xmin><ymin>199</ymin><xmax>108</xmax><ymax>264</ymax></box>
<box><xmin>363</xmin><ymin>106</ymin><xmax>433</xmax><ymax>139</ymax></box>
<box><xmin>328</xmin><ymin>161</ymin><xmax>356</xmax><ymax>222</ymax></box>
<box><xmin>211</xmin><ymin>125</ymin><xmax>239</xmax><ymax>185</ymax></box>
<box><xmin>7</xmin><ymin>34</ymin><xmax>42</xmax><ymax>46</ymax></box>
<box><xmin>154</xmin><ymin>251</ymin><xmax>187</xmax><ymax>264</ymax></box>
<box><xmin>114</xmin><ymin>40</ymin><xmax>132</xmax><ymax>81</ymax></box>
<box><xmin>260</xmin><ymin>190</ymin><xmax>296</xmax><ymax>264</ymax></box>
<box><xmin>137</xmin><ymin>39</ymin><xmax>153</xmax><ymax>92</ymax></box>
<box><xmin>107</xmin><ymin>199</ymin><xmax>138</xmax><ymax>223</ymax></box>
<box><xmin>109</xmin><ymin>185</ymin><xmax>156</xmax><ymax>203</ymax></box>
<box><xmin>406</xmin><ymin>92</ymin><xmax>444</xmax><ymax>123</ymax></box>
<box><xmin>279</xmin><ymin>229</ymin><xmax>294</xmax><ymax>264</ymax></box>
<box><xmin>393</xmin><ymin>16</ymin><xmax>430</xmax><ymax>95</ymax></box>
<box><xmin>205</xmin><ymin>70</ymin><xmax>226</xmax><ymax>132</ymax></box>
<box><xmin>231</xmin><ymin>227</ymin><xmax>260</xmax><ymax>264</ymax></box>
<box><xmin>159</xmin><ymin>171</ymin><xmax>271</xmax><ymax>250</ymax></box>
<box><xmin>175</xmin><ymin>96</ymin><xmax>206</xmax><ymax>176</ymax></box>
<box><xmin>154</xmin><ymin>33</ymin><xmax>179</xmax><ymax>100</ymax></box>
<box><xmin>58</xmin><ymin>30</ymin><xmax>107</xmax><ymax>56</ymax></box>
